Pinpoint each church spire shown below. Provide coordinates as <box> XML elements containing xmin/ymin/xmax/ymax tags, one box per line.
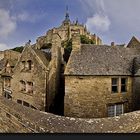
<box><xmin>65</xmin><ymin>5</ymin><xmax>70</xmax><ymax>21</ymax></box>
<box><xmin>63</xmin><ymin>6</ymin><xmax>71</xmax><ymax>25</ymax></box>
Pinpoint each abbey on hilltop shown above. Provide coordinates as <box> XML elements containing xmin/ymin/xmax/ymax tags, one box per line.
<box><xmin>0</xmin><ymin>8</ymin><xmax>140</xmax><ymax>119</ymax></box>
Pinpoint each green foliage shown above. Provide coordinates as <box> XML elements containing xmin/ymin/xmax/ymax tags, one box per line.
<box><xmin>63</xmin><ymin>35</ymin><xmax>95</xmax><ymax>63</ymax></box>
<box><xmin>80</xmin><ymin>35</ymin><xmax>95</xmax><ymax>44</ymax></box>
<box><xmin>11</xmin><ymin>46</ymin><xmax>24</xmax><ymax>53</ymax></box>
<box><xmin>63</xmin><ymin>39</ymin><xmax>72</xmax><ymax>63</ymax></box>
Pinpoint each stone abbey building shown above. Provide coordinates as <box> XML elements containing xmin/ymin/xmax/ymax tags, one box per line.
<box><xmin>0</xmin><ymin>9</ymin><xmax>140</xmax><ymax>119</ymax></box>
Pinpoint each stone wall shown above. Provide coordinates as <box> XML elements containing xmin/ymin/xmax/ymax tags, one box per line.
<box><xmin>0</xmin><ymin>51</ymin><xmax>4</xmax><ymax>60</ymax></box>
<box><xmin>47</xmin><ymin>34</ymin><xmax>62</xmax><ymax>111</ymax></box>
<box><xmin>0</xmin><ymin>50</ymin><xmax>20</xmax><ymax>62</ymax></box>
<box><xmin>64</xmin><ymin>76</ymin><xmax>133</xmax><ymax>118</ymax></box>
<box><xmin>4</xmin><ymin>50</ymin><xmax>20</xmax><ymax>60</ymax></box>
<box><xmin>133</xmin><ymin>77</ymin><xmax>140</xmax><ymax>110</ymax></box>
<box><xmin>11</xmin><ymin>47</ymin><xmax>47</xmax><ymax>111</ymax></box>
<box><xmin>0</xmin><ymin>97</ymin><xmax>140</xmax><ymax>133</ymax></box>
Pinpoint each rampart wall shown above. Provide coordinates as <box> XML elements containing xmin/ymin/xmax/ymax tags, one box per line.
<box><xmin>0</xmin><ymin>97</ymin><xmax>140</xmax><ymax>133</ymax></box>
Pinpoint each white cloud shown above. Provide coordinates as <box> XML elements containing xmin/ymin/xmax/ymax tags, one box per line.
<box><xmin>13</xmin><ymin>11</ymin><xmax>47</xmax><ymax>23</ymax></box>
<box><xmin>0</xmin><ymin>43</ymin><xmax>9</xmax><ymax>51</ymax></box>
<box><xmin>17</xmin><ymin>12</ymin><xmax>30</xmax><ymax>21</ymax></box>
<box><xmin>79</xmin><ymin>0</ymin><xmax>140</xmax><ymax>43</ymax></box>
<box><xmin>0</xmin><ymin>9</ymin><xmax>16</xmax><ymax>38</ymax></box>
<box><xmin>86</xmin><ymin>14</ymin><xmax>111</xmax><ymax>32</ymax></box>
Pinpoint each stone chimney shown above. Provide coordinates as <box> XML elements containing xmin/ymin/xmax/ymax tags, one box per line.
<box><xmin>111</xmin><ymin>42</ymin><xmax>115</xmax><ymax>47</ymax></box>
<box><xmin>51</xmin><ymin>33</ymin><xmax>62</xmax><ymax>59</ymax></box>
<box><xmin>72</xmin><ymin>33</ymin><xmax>81</xmax><ymax>51</ymax></box>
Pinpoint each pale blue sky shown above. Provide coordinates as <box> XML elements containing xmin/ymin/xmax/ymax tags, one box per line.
<box><xmin>0</xmin><ymin>0</ymin><xmax>140</xmax><ymax>50</ymax></box>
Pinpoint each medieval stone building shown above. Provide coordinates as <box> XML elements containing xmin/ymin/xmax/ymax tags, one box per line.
<box><xmin>64</xmin><ymin>34</ymin><xmax>140</xmax><ymax>118</ymax></box>
<box><xmin>3</xmin><ymin>9</ymin><xmax>140</xmax><ymax>120</ymax></box>
<box><xmin>8</xmin><ymin>34</ymin><xmax>62</xmax><ymax>112</ymax></box>
<box><xmin>0</xmin><ymin>9</ymin><xmax>102</xmax><ymax>114</ymax></box>
<box><xmin>0</xmin><ymin>50</ymin><xmax>21</xmax><ymax>100</ymax></box>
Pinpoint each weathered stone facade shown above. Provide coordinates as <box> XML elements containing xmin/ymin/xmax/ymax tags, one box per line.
<box><xmin>11</xmin><ymin>46</ymin><xmax>48</xmax><ymax>111</ymax></box>
<box><xmin>10</xmin><ymin>34</ymin><xmax>62</xmax><ymax>112</ymax></box>
<box><xmin>0</xmin><ymin>50</ymin><xmax>20</xmax><ymax>61</ymax></box>
<box><xmin>0</xmin><ymin>50</ymin><xmax>21</xmax><ymax>101</ymax></box>
<box><xmin>1</xmin><ymin>8</ymin><xmax>140</xmax><ymax>133</ymax></box>
<box><xmin>65</xmin><ymin>76</ymin><xmax>133</xmax><ymax>118</ymax></box>
<box><xmin>64</xmin><ymin>34</ymin><xmax>140</xmax><ymax>118</ymax></box>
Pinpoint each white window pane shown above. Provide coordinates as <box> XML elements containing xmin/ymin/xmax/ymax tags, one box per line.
<box><xmin>116</xmin><ymin>104</ymin><xmax>123</xmax><ymax>116</ymax></box>
<box><xmin>108</xmin><ymin>105</ymin><xmax>115</xmax><ymax>117</ymax></box>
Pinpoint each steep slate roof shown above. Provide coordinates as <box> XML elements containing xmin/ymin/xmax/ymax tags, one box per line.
<box><xmin>0</xmin><ymin>59</ymin><xmax>18</xmax><ymax>76</ymax></box>
<box><xmin>31</xmin><ymin>47</ymin><xmax>50</xmax><ymax>68</ymax></box>
<box><xmin>65</xmin><ymin>45</ymin><xmax>140</xmax><ymax>76</ymax></box>
<box><xmin>127</xmin><ymin>36</ymin><xmax>140</xmax><ymax>49</ymax></box>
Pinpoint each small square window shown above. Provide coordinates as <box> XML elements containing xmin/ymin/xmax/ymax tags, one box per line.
<box><xmin>17</xmin><ymin>100</ymin><xmax>22</xmax><ymax>104</ymax></box>
<box><xmin>23</xmin><ymin>101</ymin><xmax>30</xmax><ymax>107</ymax></box>
<box><xmin>108</xmin><ymin>104</ymin><xmax>124</xmax><ymax>117</ymax></box>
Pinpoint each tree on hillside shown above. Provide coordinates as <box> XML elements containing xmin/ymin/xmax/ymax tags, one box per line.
<box><xmin>80</xmin><ymin>35</ymin><xmax>95</xmax><ymax>44</ymax></box>
<box><xmin>11</xmin><ymin>46</ymin><xmax>24</xmax><ymax>53</ymax></box>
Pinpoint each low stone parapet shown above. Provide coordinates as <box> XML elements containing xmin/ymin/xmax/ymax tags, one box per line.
<box><xmin>0</xmin><ymin>96</ymin><xmax>140</xmax><ymax>133</ymax></box>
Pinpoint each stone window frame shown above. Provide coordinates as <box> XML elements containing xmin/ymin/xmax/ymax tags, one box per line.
<box><xmin>4</xmin><ymin>77</ymin><xmax>11</xmax><ymax>88</ymax></box>
<box><xmin>21</xmin><ymin>61</ymin><xmax>26</xmax><ymax>70</ymax></box>
<box><xmin>107</xmin><ymin>103</ymin><xmax>124</xmax><ymax>117</ymax></box>
<box><xmin>17</xmin><ymin>99</ymin><xmax>37</xmax><ymax>110</ymax></box>
<box><xmin>121</xmin><ymin>78</ymin><xmax>128</xmax><ymax>93</ymax></box>
<box><xmin>17</xmin><ymin>100</ymin><xmax>22</xmax><ymax>104</ymax></box>
<box><xmin>27</xmin><ymin>60</ymin><xmax>33</xmax><ymax>71</ymax></box>
<box><xmin>20</xmin><ymin>80</ymin><xmax>34</xmax><ymax>95</ymax></box>
<box><xmin>20</xmin><ymin>80</ymin><xmax>26</xmax><ymax>92</ymax></box>
<box><xmin>111</xmin><ymin>78</ymin><xmax>119</xmax><ymax>93</ymax></box>
<box><xmin>4</xmin><ymin>91</ymin><xmax>12</xmax><ymax>100</ymax></box>
<box><xmin>21</xmin><ymin>60</ymin><xmax>34</xmax><ymax>71</ymax></box>
<box><xmin>26</xmin><ymin>81</ymin><xmax>34</xmax><ymax>94</ymax></box>
<box><xmin>111</xmin><ymin>77</ymin><xmax>128</xmax><ymax>94</ymax></box>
